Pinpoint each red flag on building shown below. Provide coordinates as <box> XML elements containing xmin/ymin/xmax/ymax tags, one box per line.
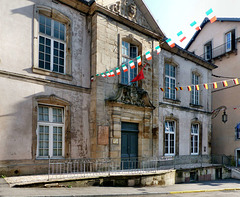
<box><xmin>131</xmin><ymin>64</ymin><xmax>146</xmax><ymax>82</ymax></box>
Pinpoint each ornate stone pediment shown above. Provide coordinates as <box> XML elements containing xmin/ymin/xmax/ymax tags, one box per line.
<box><xmin>107</xmin><ymin>0</ymin><xmax>151</xmax><ymax>30</ymax></box>
<box><xmin>109</xmin><ymin>84</ymin><xmax>155</xmax><ymax>109</ymax></box>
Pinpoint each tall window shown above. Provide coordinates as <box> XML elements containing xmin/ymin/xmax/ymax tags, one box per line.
<box><xmin>225</xmin><ymin>30</ymin><xmax>235</xmax><ymax>52</ymax></box>
<box><xmin>191</xmin><ymin>73</ymin><xmax>199</xmax><ymax>105</ymax></box>
<box><xmin>165</xmin><ymin>64</ymin><xmax>176</xmax><ymax>100</ymax></box>
<box><xmin>121</xmin><ymin>41</ymin><xmax>138</xmax><ymax>85</ymax></box>
<box><xmin>204</xmin><ymin>41</ymin><xmax>212</xmax><ymax>60</ymax></box>
<box><xmin>39</xmin><ymin>14</ymin><xmax>66</xmax><ymax>74</ymax></box>
<box><xmin>236</xmin><ymin>123</ymin><xmax>240</xmax><ymax>140</ymax></box>
<box><xmin>165</xmin><ymin>121</ymin><xmax>175</xmax><ymax>155</ymax></box>
<box><xmin>37</xmin><ymin>105</ymin><xmax>64</xmax><ymax>158</ymax></box>
<box><xmin>191</xmin><ymin>124</ymin><xmax>199</xmax><ymax>155</ymax></box>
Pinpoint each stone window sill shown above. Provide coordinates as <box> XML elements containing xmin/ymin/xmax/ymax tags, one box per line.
<box><xmin>189</xmin><ymin>103</ymin><xmax>203</xmax><ymax>109</ymax></box>
<box><xmin>163</xmin><ymin>98</ymin><xmax>181</xmax><ymax>105</ymax></box>
<box><xmin>33</xmin><ymin>67</ymin><xmax>73</xmax><ymax>81</ymax></box>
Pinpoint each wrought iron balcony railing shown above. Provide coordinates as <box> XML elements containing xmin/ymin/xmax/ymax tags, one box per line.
<box><xmin>199</xmin><ymin>39</ymin><xmax>237</xmax><ymax>61</ymax></box>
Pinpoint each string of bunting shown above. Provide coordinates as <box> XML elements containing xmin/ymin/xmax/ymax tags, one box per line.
<box><xmin>91</xmin><ymin>8</ymin><xmax>217</xmax><ymax>82</ymax></box>
<box><xmin>167</xmin><ymin>8</ymin><xmax>216</xmax><ymax>47</ymax></box>
<box><xmin>92</xmin><ymin>47</ymin><xmax>156</xmax><ymax>81</ymax></box>
<box><xmin>159</xmin><ymin>78</ymin><xmax>239</xmax><ymax>92</ymax></box>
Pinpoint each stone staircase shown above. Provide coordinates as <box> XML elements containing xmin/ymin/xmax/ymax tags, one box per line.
<box><xmin>231</xmin><ymin>167</ymin><xmax>240</xmax><ymax>179</ymax></box>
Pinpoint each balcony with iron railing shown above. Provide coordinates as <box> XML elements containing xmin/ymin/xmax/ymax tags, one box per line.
<box><xmin>199</xmin><ymin>39</ymin><xmax>238</xmax><ymax>61</ymax></box>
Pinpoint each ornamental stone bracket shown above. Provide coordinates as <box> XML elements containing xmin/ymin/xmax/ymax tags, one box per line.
<box><xmin>108</xmin><ymin>84</ymin><xmax>155</xmax><ymax>109</ymax></box>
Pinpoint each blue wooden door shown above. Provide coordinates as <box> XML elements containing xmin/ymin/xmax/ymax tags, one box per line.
<box><xmin>121</xmin><ymin>122</ymin><xmax>138</xmax><ymax>169</ymax></box>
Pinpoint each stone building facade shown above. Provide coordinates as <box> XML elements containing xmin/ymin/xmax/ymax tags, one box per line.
<box><xmin>0</xmin><ymin>0</ymin><xmax>92</xmax><ymax>175</ymax></box>
<box><xmin>186</xmin><ymin>18</ymin><xmax>240</xmax><ymax>165</ymax></box>
<box><xmin>159</xmin><ymin>44</ymin><xmax>216</xmax><ymax>157</ymax></box>
<box><xmin>0</xmin><ymin>0</ymin><xmax>217</xmax><ymax>176</ymax></box>
<box><xmin>89</xmin><ymin>0</ymin><xmax>164</xmax><ymax>159</ymax></box>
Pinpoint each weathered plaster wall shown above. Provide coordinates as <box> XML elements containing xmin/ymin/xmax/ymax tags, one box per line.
<box><xmin>0</xmin><ymin>0</ymin><xmax>91</xmax><ymax>88</ymax></box>
<box><xmin>0</xmin><ymin>0</ymin><xmax>91</xmax><ymax>165</ymax></box>
<box><xmin>158</xmin><ymin>49</ymin><xmax>212</xmax><ymax>156</ymax></box>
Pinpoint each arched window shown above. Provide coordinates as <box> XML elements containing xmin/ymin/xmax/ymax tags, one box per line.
<box><xmin>121</xmin><ymin>41</ymin><xmax>138</xmax><ymax>85</ymax></box>
<box><xmin>191</xmin><ymin>124</ymin><xmax>199</xmax><ymax>155</ymax></box>
<box><xmin>164</xmin><ymin>121</ymin><xmax>175</xmax><ymax>156</ymax></box>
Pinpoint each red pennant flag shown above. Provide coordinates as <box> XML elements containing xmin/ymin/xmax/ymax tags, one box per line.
<box><xmin>131</xmin><ymin>64</ymin><xmax>146</xmax><ymax>82</ymax></box>
<box><xmin>175</xmin><ymin>87</ymin><xmax>179</xmax><ymax>91</ymax></box>
<box><xmin>180</xmin><ymin>87</ymin><xmax>183</xmax><ymax>90</ymax></box>
<box><xmin>160</xmin><ymin>88</ymin><xmax>164</xmax><ymax>92</ymax></box>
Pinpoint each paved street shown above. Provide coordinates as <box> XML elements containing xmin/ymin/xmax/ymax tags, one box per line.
<box><xmin>1</xmin><ymin>178</ymin><xmax>240</xmax><ymax>196</ymax></box>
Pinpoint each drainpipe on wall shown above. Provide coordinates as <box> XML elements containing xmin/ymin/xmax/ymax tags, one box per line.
<box><xmin>151</xmin><ymin>40</ymin><xmax>154</xmax><ymax>157</ymax></box>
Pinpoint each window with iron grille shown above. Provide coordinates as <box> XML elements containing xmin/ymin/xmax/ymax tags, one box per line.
<box><xmin>191</xmin><ymin>124</ymin><xmax>199</xmax><ymax>155</ymax></box>
<box><xmin>165</xmin><ymin>121</ymin><xmax>175</xmax><ymax>156</ymax></box>
<box><xmin>37</xmin><ymin>105</ymin><xmax>64</xmax><ymax>158</ymax></box>
<box><xmin>165</xmin><ymin>64</ymin><xmax>176</xmax><ymax>100</ymax></box>
<box><xmin>121</xmin><ymin>41</ymin><xmax>138</xmax><ymax>85</ymax></box>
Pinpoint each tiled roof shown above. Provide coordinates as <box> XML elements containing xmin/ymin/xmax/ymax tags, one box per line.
<box><xmin>185</xmin><ymin>17</ymin><xmax>240</xmax><ymax>50</ymax></box>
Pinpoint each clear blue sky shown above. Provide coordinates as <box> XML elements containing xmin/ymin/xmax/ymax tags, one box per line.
<box><xmin>144</xmin><ymin>0</ymin><xmax>240</xmax><ymax>48</ymax></box>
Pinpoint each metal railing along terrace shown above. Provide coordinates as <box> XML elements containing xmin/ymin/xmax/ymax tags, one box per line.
<box><xmin>47</xmin><ymin>155</ymin><xmax>233</xmax><ymax>180</ymax></box>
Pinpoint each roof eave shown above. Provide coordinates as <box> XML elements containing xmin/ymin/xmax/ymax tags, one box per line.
<box><xmin>161</xmin><ymin>43</ymin><xmax>217</xmax><ymax>70</ymax></box>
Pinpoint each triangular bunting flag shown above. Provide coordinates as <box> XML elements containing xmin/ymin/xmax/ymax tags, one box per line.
<box><xmin>177</xmin><ymin>31</ymin><xmax>186</xmax><ymax>42</ymax></box>
<box><xmin>213</xmin><ymin>82</ymin><xmax>217</xmax><ymax>89</ymax></box>
<box><xmin>106</xmin><ymin>71</ymin><xmax>110</xmax><ymax>77</ymax></box>
<box><xmin>122</xmin><ymin>64</ymin><xmax>128</xmax><ymax>72</ymax></box>
<box><xmin>190</xmin><ymin>21</ymin><xmax>201</xmax><ymax>31</ymax></box>
<box><xmin>204</xmin><ymin>84</ymin><xmax>208</xmax><ymax>89</ymax></box>
<box><xmin>101</xmin><ymin>73</ymin><xmax>106</xmax><ymax>78</ymax></box>
<box><xmin>129</xmin><ymin>60</ymin><xmax>135</xmax><ymax>69</ymax></box>
<box><xmin>145</xmin><ymin>51</ymin><xmax>152</xmax><ymax>60</ymax></box>
<box><xmin>206</xmin><ymin>8</ymin><xmax>217</xmax><ymax>23</ymax></box>
<box><xmin>110</xmin><ymin>70</ymin><xmax>115</xmax><ymax>77</ymax></box>
<box><xmin>222</xmin><ymin>80</ymin><xmax>228</xmax><ymax>87</ymax></box>
<box><xmin>233</xmin><ymin>78</ymin><xmax>239</xmax><ymax>85</ymax></box>
<box><xmin>166</xmin><ymin>38</ymin><xmax>175</xmax><ymax>48</ymax></box>
<box><xmin>155</xmin><ymin>46</ymin><xmax>161</xmax><ymax>54</ymax></box>
<box><xmin>195</xmin><ymin>85</ymin><xmax>200</xmax><ymax>91</ymax></box>
<box><xmin>116</xmin><ymin>67</ymin><xmax>121</xmax><ymax>75</ymax></box>
<box><xmin>137</xmin><ymin>56</ymin><xmax>142</xmax><ymax>65</ymax></box>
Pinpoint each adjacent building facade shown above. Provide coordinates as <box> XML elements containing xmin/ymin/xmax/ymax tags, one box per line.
<box><xmin>186</xmin><ymin>18</ymin><xmax>240</xmax><ymax>165</ymax></box>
